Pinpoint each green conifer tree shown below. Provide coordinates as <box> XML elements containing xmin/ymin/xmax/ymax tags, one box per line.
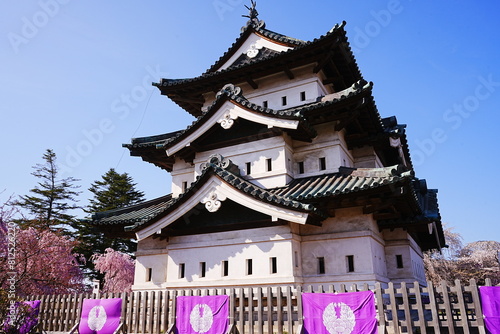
<box><xmin>14</xmin><ymin>149</ymin><xmax>80</xmax><ymax>231</ymax></box>
<box><xmin>77</xmin><ymin>168</ymin><xmax>145</xmax><ymax>280</ymax></box>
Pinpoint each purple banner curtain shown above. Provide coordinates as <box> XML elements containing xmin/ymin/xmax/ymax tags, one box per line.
<box><xmin>176</xmin><ymin>295</ymin><xmax>229</xmax><ymax>334</ymax></box>
<box><xmin>302</xmin><ymin>291</ymin><xmax>377</xmax><ymax>334</ymax></box>
<box><xmin>78</xmin><ymin>298</ymin><xmax>122</xmax><ymax>334</ymax></box>
<box><xmin>479</xmin><ymin>286</ymin><xmax>500</xmax><ymax>334</ymax></box>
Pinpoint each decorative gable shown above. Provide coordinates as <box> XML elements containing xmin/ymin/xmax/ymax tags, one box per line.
<box><xmin>216</xmin><ymin>32</ymin><xmax>295</xmax><ymax>72</ymax></box>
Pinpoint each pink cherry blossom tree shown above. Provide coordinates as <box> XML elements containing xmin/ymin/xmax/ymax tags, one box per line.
<box><xmin>91</xmin><ymin>248</ymin><xmax>135</xmax><ymax>293</ymax></box>
<box><xmin>0</xmin><ymin>199</ymin><xmax>86</xmax><ymax>296</ymax></box>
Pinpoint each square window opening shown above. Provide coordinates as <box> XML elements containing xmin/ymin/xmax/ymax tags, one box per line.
<box><xmin>300</xmin><ymin>91</ymin><xmax>306</xmax><ymax>101</ymax></box>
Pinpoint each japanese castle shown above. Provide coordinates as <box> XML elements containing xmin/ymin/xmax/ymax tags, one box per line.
<box><xmin>93</xmin><ymin>5</ymin><xmax>445</xmax><ymax>291</ymax></box>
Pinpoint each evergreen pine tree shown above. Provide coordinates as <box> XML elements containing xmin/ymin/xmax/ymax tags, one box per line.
<box><xmin>87</xmin><ymin>168</ymin><xmax>145</xmax><ymax>213</ymax></box>
<box><xmin>15</xmin><ymin>149</ymin><xmax>80</xmax><ymax>231</ymax></box>
<box><xmin>77</xmin><ymin>168</ymin><xmax>145</xmax><ymax>280</ymax></box>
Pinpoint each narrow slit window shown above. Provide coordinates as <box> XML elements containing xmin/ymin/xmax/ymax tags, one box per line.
<box><xmin>266</xmin><ymin>158</ymin><xmax>272</xmax><ymax>172</ymax></box>
<box><xmin>182</xmin><ymin>181</ymin><xmax>188</xmax><ymax>192</ymax></box>
<box><xmin>396</xmin><ymin>255</ymin><xmax>404</xmax><ymax>268</ymax></box>
<box><xmin>294</xmin><ymin>251</ymin><xmax>299</xmax><ymax>268</ymax></box>
<box><xmin>282</xmin><ymin>96</ymin><xmax>287</xmax><ymax>106</ymax></box>
<box><xmin>346</xmin><ymin>255</ymin><xmax>355</xmax><ymax>272</ymax></box>
<box><xmin>246</xmin><ymin>162</ymin><xmax>251</xmax><ymax>175</ymax></box>
<box><xmin>319</xmin><ymin>157</ymin><xmax>326</xmax><ymax>171</ymax></box>
<box><xmin>263</xmin><ymin>100</ymin><xmax>268</xmax><ymax>108</ymax></box>
<box><xmin>179</xmin><ymin>263</ymin><xmax>185</xmax><ymax>279</ymax></box>
<box><xmin>200</xmin><ymin>262</ymin><xmax>206</xmax><ymax>277</ymax></box>
<box><xmin>270</xmin><ymin>257</ymin><xmax>277</xmax><ymax>274</ymax></box>
<box><xmin>298</xmin><ymin>161</ymin><xmax>304</xmax><ymax>174</ymax></box>
<box><xmin>222</xmin><ymin>260</ymin><xmax>229</xmax><ymax>277</ymax></box>
<box><xmin>146</xmin><ymin>268</ymin><xmax>152</xmax><ymax>282</ymax></box>
<box><xmin>300</xmin><ymin>91</ymin><xmax>306</xmax><ymax>101</ymax></box>
<box><xmin>246</xmin><ymin>259</ymin><xmax>253</xmax><ymax>275</ymax></box>
<box><xmin>318</xmin><ymin>257</ymin><xmax>325</xmax><ymax>274</ymax></box>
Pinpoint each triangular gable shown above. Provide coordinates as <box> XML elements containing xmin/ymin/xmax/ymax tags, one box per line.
<box><xmin>160</xmin><ymin>88</ymin><xmax>305</xmax><ymax>157</ymax></box>
<box><xmin>215</xmin><ymin>31</ymin><xmax>295</xmax><ymax>72</ymax></box>
<box><xmin>134</xmin><ymin>170</ymin><xmax>313</xmax><ymax>241</ymax></box>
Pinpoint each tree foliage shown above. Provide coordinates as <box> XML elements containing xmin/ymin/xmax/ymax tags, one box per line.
<box><xmin>0</xmin><ymin>218</ymin><xmax>85</xmax><ymax>296</ymax></box>
<box><xmin>424</xmin><ymin>226</ymin><xmax>500</xmax><ymax>285</ymax></box>
<box><xmin>91</xmin><ymin>248</ymin><xmax>135</xmax><ymax>293</ymax></box>
<box><xmin>14</xmin><ymin>149</ymin><xmax>80</xmax><ymax>231</ymax></box>
<box><xmin>87</xmin><ymin>168</ymin><xmax>145</xmax><ymax>213</ymax></box>
<box><xmin>76</xmin><ymin>168</ymin><xmax>144</xmax><ymax>280</ymax></box>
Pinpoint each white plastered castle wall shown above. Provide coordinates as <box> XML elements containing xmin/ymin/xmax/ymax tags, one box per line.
<box><xmin>133</xmin><ymin>225</ymin><xmax>304</xmax><ymax>289</ymax></box>
<box><xmin>298</xmin><ymin>208</ymin><xmax>388</xmax><ymax>287</ymax></box>
<box><xmin>202</xmin><ymin>65</ymin><xmax>330</xmax><ymax>112</ymax></box>
<box><xmin>383</xmin><ymin>228</ymin><xmax>427</xmax><ymax>286</ymax></box>
<box><xmin>132</xmin><ymin>207</ymin><xmax>431</xmax><ymax>290</ymax></box>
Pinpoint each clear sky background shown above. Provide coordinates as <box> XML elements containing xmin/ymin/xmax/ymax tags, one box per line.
<box><xmin>1</xmin><ymin>1</ymin><xmax>499</xmax><ymax>245</ymax></box>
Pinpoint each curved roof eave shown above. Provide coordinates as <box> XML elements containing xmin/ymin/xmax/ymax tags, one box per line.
<box><xmin>205</xmin><ymin>20</ymin><xmax>310</xmax><ymax>74</ymax></box>
<box><xmin>153</xmin><ymin>88</ymin><xmax>316</xmax><ymax>156</ymax></box>
<box><xmin>155</xmin><ymin>22</ymin><xmax>350</xmax><ymax>89</ymax></box>
<box><xmin>122</xmin><ymin>163</ymin><xmax>326</xmax><ymax>240</ymax></box>
<box><xmin>121</xmin><ymin>80</ymin><xmax>375</xmax><ymax>166</ymax></box>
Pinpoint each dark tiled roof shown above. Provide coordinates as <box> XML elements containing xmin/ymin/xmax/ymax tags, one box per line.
<box><xmin>137</xmin><ymin>89</ymin><xmax>316</xmax><ymax>151</ymax></box>
<box><xmin>286</xmin><ymin>80</ymin><xmax>374</xmax><ymax>115</ymax></box>
<box><xmin>92</xmin><ymin>194</ymin><xmax>173</xmax><ymax>226</ymax></box>
<box><xmin>92</xmin><ymin>164</ymin><xmax>417</xmax><ymax>230</ymax></box>
<box><xmin>153</xmin><ymin>22</ymin><xmax>356</xmax><ymax>91</ymax></box>
<box><xmin>124</xmin><ymin>130</ymin><xmax>183</xmax><ymax>150</ymax></box>
<box><xmin>412</xmin><ymin>179</ymin><xmax>440</xmax><ymax>220</ymax></box>
<box><xmin>271</xmin><ymin>165</ymin><xmax>413</xmax><ymax>200</ymax></box>
<box><xmin>204</xmin><ymin>21</ymin><xmax>309</xmax><ymax>74</ymax></box>
<box><xmin>92</xmin><ymin>163</ymin><xmax>326</xmax><ymax>230</ymax></box>
<box><xmin>221</xmin><ymin>47</ymin><xmax>282</xmax><ymax>70</ymax></box>
<box><xmin>125</xmin><ymin>80</ymin><xmax>370</xmax><ymax>152</ymax></box>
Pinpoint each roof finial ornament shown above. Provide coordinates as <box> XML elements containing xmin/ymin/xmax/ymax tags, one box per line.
<box><xmin>242</xmin><ymin>1</ymin><xmax>265</xmax><ymax>31</ymax></box>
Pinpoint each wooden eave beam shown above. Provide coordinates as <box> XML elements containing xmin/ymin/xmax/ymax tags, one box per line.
<box><xmin>313</xmin><ymin>50</ymin><xmax>334</xmax><ymax>74</ymax></box>
<box><xmin>373</xmin><ymin>212</ymin><xmax>401</xmax><ymax>220</ymax></box>
<box><xmin>246</xmin><ymin>77</ymin><xmax>258</xmax><ymax>89</ymax></box>
<box><xmin>335</xmin><ymin>110</ymin><xmax>360</xmax><ymax>131</ymax></box>
<box><xmin>363</xmin><ymin>203</ymin><xmax>395</xmax><ymax>215</ymax></box>
<box><xmin>283</xmin><ymin>66</ymin><xmax>295</xmax><ymax>80</ymax></box>
<box><xmin>168</xmin><ymin>94</ymin><xmax>204</xmax><ymax>104</ymax></box>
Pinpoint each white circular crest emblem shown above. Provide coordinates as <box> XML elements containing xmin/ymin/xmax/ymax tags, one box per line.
<box><xmin>189</xmin><ymin>304</ymin><xmax>214</xmax><ymax>333</ymax></box>
<box><xmin>322</xmin><ymin>302</ymin><xmax>356</xmax><ymax>334</ymax></box>
<box><xmin>87</xmin><ymin>305</ymin><xmax>107</xmax><ymax>331</ymax></box>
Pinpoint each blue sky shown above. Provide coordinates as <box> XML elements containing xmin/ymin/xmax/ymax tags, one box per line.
<box><xmin>1</xmin><ymin>1</ymin><xmax>499</xmax><ymax>245</ymax></box>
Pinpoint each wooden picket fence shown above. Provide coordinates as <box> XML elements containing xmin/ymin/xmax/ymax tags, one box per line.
<box><xmin>27</xmin><ymin>279</ymin><xmax>495</xmax><ymax>334</ymax></box>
